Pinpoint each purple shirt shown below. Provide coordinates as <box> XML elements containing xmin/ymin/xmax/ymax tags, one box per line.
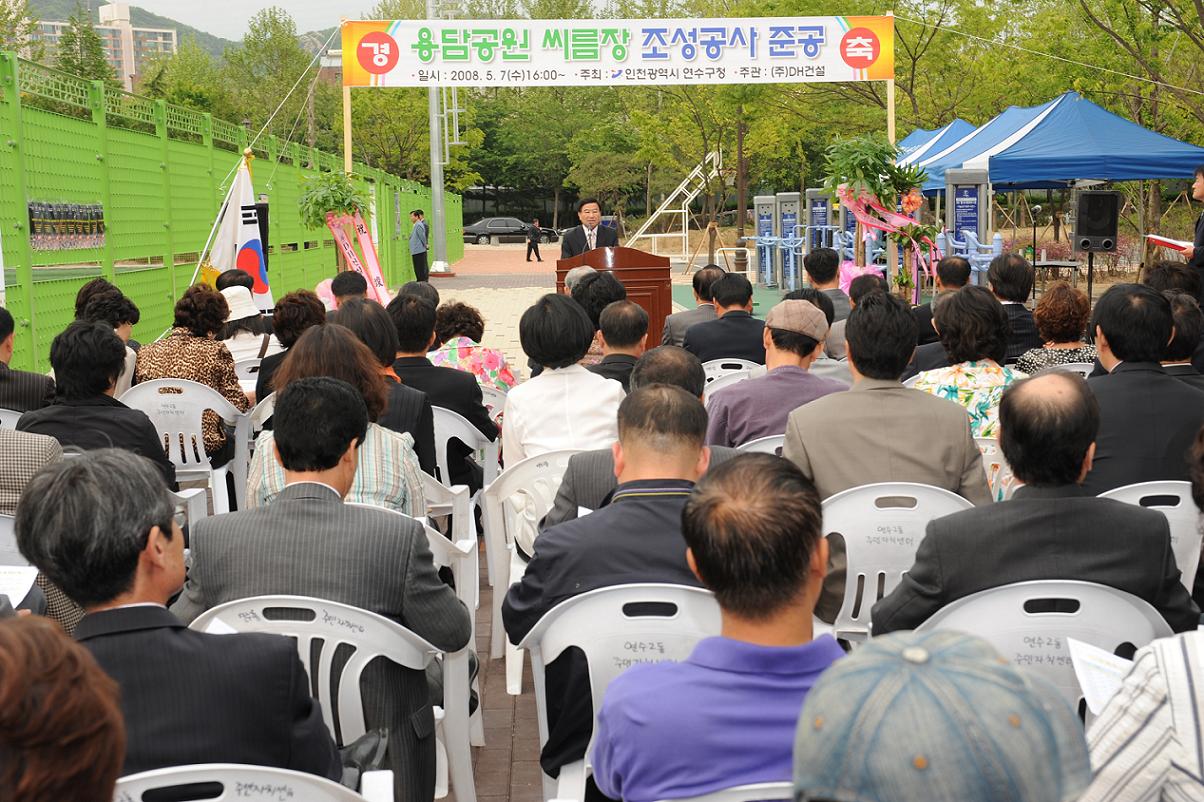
<box><xmin>706</xmin><ymin>366</ymin><xmax>847</xmax><ymax>447</ymax></box>
<box><xmin>591</xmin><ymin>635</ymin><xmax>845</xmax><ymax>802</ymax></box>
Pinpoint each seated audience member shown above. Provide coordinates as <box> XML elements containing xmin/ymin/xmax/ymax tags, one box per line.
<box><xmin>587</xmin><ymin>300</ymin><xmax>648</xmax><ymax>392</ymax></box>
<box><xmin>914</xmin><ymin>285</ymin><xmax>1025</xmax><ymax>438</ymax></box>
<box><xmin>913</xmin><ymin>255</ymin><xmax>971</xmax><ymax>346</ymax></box>
<box><xmin>19</xmin><ymin>321</ymin><xmax>176</xmax><ymax>488</ymax></box>
<box><xmin>591</xmin><ymin>455</ymin><xmax>842</xmax><ymax>802</ymax></box>
<box><xmin>80</xmin><ymin>290</ymin><xmax>139</xmax><ymax>396</ymax></box>
<box><xmin>248</xmin><ymin>325</ymin><xmax>425</xmax><ymax>516</ymax></box>
<box><xmin>330</xmin><ymin>269</ymin><xmax>368</xmax><ymax>307</ymax></box>
<box><xmin>987</xmin><ymin>253</ymin><xmax>1042</xmax><ymax>361</ymax></box>
<box><xmin>793</xmin><ymin>630</ymin><xmax>1090</xmax><ymax>802</ymax></box>
<box><xmin>825</xmin><ymin>273</ymin><xmax>886</xmax><ymax>360</ymax></box>
<box><xmin>523</xmin><ymin>267</ymin><xmax>599</xmax><ymax>380</ymax></box>
<box><xmin>220</xmin><ymin>283</ymin><xmax>281</xmax><ymax>364</ymax></box>
<box><xmin>0</xmin><ymin>616</ymin><xmax>125</xmax><ymax>802</ymax></box>
<box><xmin>255</xmin><ymin>289</ymin><xmax>326</xmax><ymax>400</ymax></box>
<box><xmin>803</xmin><ymin>248</ymin><xmax>851</xmax><ymax>322</ymax></box>
<box><xmin>662</xmin><ymin>264</ymin><xmax>724</xmax><ymax>347</ymax></box>
<box><xmin>707</xmin><ymin>299</ymin><xmax>844</xmax><ymax>448</ymax></box>
<box><xmin>543</xmin><ymin>346</ymin><xmax>739</xmax><ymax>529</ymax></box>
<box><xmin>388</xmin><ymin>294</ymin><xmax>497</xmax><ymax>488</ymax></box>
<box><xmin>783</xmin><ymin>288</ymin><xmax>851</xmax><ymax>385</ymax></box>
<box><xmin>1015</xmin><ymin>281</ymin><xmax>1097</xmax><ymax>374</ymax></box>
<box><xmin>683</xmin><ymin>273</ymin><xmax>767</xmax><ymax>364</ymax></box>
<box><xmin>503</xmin><ymin>294</ymin><xmax>625</xmax><ymax>465</ymax></box>
<box><xmin>784</xmin><ymin>292</ymin><xmax>990</xmax><ymax>623</ymax></box>
<box><xmin>331</xmin><ymin>298</ymin><xmax>436</xmax><ymax>474</ymax></box>
<box><xmin>135</xmin><ymin>284</ymin><xmax>251</xmax><ymax>464</ymax></box>
<box><xmin>16</xmin><ymin>449</ymin><xmax>341</xmax><ymax>780</ymax></box>
<box><xmin>0</xmin><ymin>305</ymin><xmax>54</xmax><ymax>412</ymax></box>
<box><xmin>397</xmin><ymin>279</ymin><xmax>440</xmax><ymax>308</ymax></box>
<box><xmin>504</xmin><ymin>385</ymin><xmax>710</xmax><ymax>784</ymax></box>
<box><xmin>73</xmin><ymin>276</ymin><xmax>119</xmax><ymax>319</ymax></box>
<box><xmin>1143</xmin><ymin>258</ymin><xmax>1204</xmax><ymax>372</ymax></box>
<box><xmin>564</xmin><ymin>265</ymin><xmax>597</xmax><ymax>294</ymax></box>
<box><xmin>873</xmin><ymin>371</ymin><xmax>1198</xmax><ymax>634</ymax></box>
<box><xmin>214</xmin><ymin>267</ymin><xmax>255</xmax><ymax>293</ymax></box>
<box><xmin>1083</xmin><ymin>283</ymin><xmax>1204</xmax><ymax>495</ymax></box>
<box><xmin>1160</xmin><ymin>290</ymin><xmax>1204</xmax><ymax>391</ymax></box>
<box><xmin>901</xmin><ymin>289</ymin><xmax>955</xmax><ymax>380</ymax></box>
<box><xmin>173</xmin><ymin>378</ymin><xmax>470</xmax><ymax>802</ymax></box>
<box><xmin>572</xmin><ymin>271</ymin><xmax>628</xmax><ymax>368</ymax></box>
<box><xmin>429</xmin><ymin>301</ymin><xmax>516</xmax><ymax>391</ymax></box>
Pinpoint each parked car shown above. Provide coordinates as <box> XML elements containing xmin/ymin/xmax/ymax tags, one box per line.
<box><xmin>463</xmin><ymin>217</ymin><xmax>559</xmax><ymax>245</ymax></box>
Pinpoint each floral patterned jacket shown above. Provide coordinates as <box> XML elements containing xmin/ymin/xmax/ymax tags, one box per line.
<box><xmin>913</xmin><ymin>359</ymin><xmax>1026</xmax><ymax>439</ymax></box>
<box><xmin>428</xmin><ymin>336</ymin><xmax>517</xmax><ymax>391</ymax></box>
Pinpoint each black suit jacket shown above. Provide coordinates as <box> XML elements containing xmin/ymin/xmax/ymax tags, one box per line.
<box><xmin>1083</xmin><ymin>361</ymin><xmax>1204</xmax><ymax>495</ymax></box>
<box><xmin>381</xmin><ymin>378</ymin><xmax>437</xmax><ymax>475</ymax></box>
<box><xmin>901</xmin><ymin>341</ymin><xmax>951</xmax><ymax>381</ymax></box>
<box><xmin>503</xmin><ymin>480</ymin><xmax>702</xmax><ymax>776</ymax></box>
<box><xmin>76</xmin><ymin>606</ymin><xmax>341</xmax><ymax>780</ymax></box>
<box><xmin>392</xmin><ymin>356</ymin><xmax>498</xmax><ymax>487</ymax></box>
<box><xmin>17</xmin><ymin>395</ymin><xmax>177</xmax><ymax>489</ymax></box>
<box><xmin>585</xmin><ymin>353</ymin><xmax>637</xmax><ymax>392</ymax></box>
<box><xmin>871</xmin><ymin>484</ymin><xmax>1200</xmax><ymax>634</ymax></box>
<box><xmin>560</xmin><ymin>224</ymin><xmax>619</xmax><ymax>259</ymax></box>
<box><xmin>682</xmin><ymin>311</ymin><xmax>766</xmax><ymax>364</ymax></box>
<box><xmin>1002</xmin><ymin>303</ymin><xmax>1042</xmax><ymax>363</ymax></box>
<box><xmin>913</xmin><ymin>302</ymin><xmax>939</xmax><ymax>346</ymax></box>
<box><xmin>0</xmin><ymin>362</ymin><xmax>54</xmax><ymax>413</ymax></box>
<box><xmin>1189</xmin><ymin>212</ymin><xmax>1204</xmax><ymax>278</ymax></box>
<box><xmin>1164</xmin><ymin>362</ymin><xmax>1204</xmax><ymax>393</ymax></box>
<box><xmin>253</xmin><ymin>348</ymin><xmax>288</xmax><ymax>401</ymax></box>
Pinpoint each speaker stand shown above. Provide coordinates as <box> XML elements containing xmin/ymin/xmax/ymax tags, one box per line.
<box><xmin>1086</xmin><ymin>251</ymin><xmax>1095</xmax><ymax>301</ymax></box>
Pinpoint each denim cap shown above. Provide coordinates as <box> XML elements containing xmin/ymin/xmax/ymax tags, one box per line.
<box><xmin>793</xmin><ymin>630</ymin><xmax>1090</xmax><ymax>802</ymax></box>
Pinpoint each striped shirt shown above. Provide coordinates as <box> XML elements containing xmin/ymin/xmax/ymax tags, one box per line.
<box><xmin>247</xmin><ymin>423</ymin><xmax>426</xmax><ymax>517</ymax></box>
<box><xmin>1082</xmin><ymin>631</ymin><xmax>1204</xmax><ymax>802</ymax></box>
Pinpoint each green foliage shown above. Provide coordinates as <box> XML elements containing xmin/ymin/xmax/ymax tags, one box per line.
<box><xmin>139</xmin><ymin>36</ymin><xmax>234</xmax><ymax>117</ymax></box>
<box><xmin>0</xmin><ymin>0</ymin><xmax>40</xmax><ymax>59</ymax></box>
<box><xmin>298</xmin><ymin>171</ymin><xmax>371</xmax><ymax>230</ymax></box>
<box><xmin>56</xmin><ymin>5</ymin><xmax>117</xmax><ymax>86</ymax></box>
<box><xmin>221</xmin><ymin>7</ymin><xmax>313</xmax><ymax>139</ymax></box>
<box><xmin>821</xmin><ymin>134</ymin><xmax>927</xmax><ymax>205</ymax></box>
<box><xmin>28</xmin><ymin>0</ymin><xmax>233</xmax><ymax>57</ymax></box>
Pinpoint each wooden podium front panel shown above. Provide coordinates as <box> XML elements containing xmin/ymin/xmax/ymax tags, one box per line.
<box><xmin>556</xmin><ymin>247</ymin><xmax>672</xmax><ymax>346</ymax></box>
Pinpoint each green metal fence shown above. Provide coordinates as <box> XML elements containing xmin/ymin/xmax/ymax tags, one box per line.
<box><xmin>0</xmin><ymin>52</ymin><xmax>463</xmax><ymax>371</ymax></box>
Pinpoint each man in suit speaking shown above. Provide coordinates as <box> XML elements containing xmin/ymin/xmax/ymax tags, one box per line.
<box><xmin>561</xmin><ymin>197</ymin><xmax>618</xmax><ymax>259</ymax></box>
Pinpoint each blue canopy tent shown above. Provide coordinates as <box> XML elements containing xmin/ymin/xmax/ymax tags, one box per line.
<box><xmin>897</xmin><ymin>119</ymin><xmax>975</xmax><ymax>164</ymax></box>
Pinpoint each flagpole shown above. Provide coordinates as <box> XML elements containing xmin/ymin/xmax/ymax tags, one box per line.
<box><xmin>189</xmin><ymin>154</ymin><xmax>245</xmax><ymax>288</ymax></box>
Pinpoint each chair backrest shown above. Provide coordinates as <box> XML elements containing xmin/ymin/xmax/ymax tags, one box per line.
<box><xmin>702</xmin><ymin>370</ymin><xmax>751</xmax><ymax>403</ymax></box>
<box><xmin>480</xmin><ymin>448</ymin><xmax>578</xmax><ymax>556</ymax></box>
<box><xmin>1099</xmin><ymin>481</ymin><xmax>1203</xmax><ymax>590</ymax></box>
<box><xmin>822</xmin><ymin>483</ymin><xmax>973</xmax><ymax>638</ymax></box>
<box><xmin>917</xmin><ymin>580</ymin><xmax>1172</xmax><ymax>707</ymax></box>
<box><xmin>656</xmin><ymin>782</ymin><xmax>794</xmax><ymax>802</ymax></box>
<box><xmin>1049</xmin><ymin>361</ymin><xmax>1095</xmax><ymax>378</ymax></box>
<box><xmin>702</xmin><ymin>359</ymin><xmax>760</xmax><ymax>383</ymax></box>
<box><xmin>0</xmin><ymin>407</ymin><xmax>20</xmax><ymax>429</ymax></box>
<box><xmin>0</xmin><ymin>514</ymin><xmax>28</xmax><ymax>566</ymax></box>
<box><xmin>975</xmin><ymin>436</ymin><xmax>1017</xmax><ymax>501</ymax></box>
<box><xmin>737</xmin><ymin>434</ymin><xmax>785</xmax><ymax>456</ymax></box>
<box><xmin>519</xmin><ymin>584</ymin><xmax>721</xmax><ymax>756</ymax></box>
<box><xmin>479</xmin><ymin>385</ymin><xmax>507</xmax><ymax>423</ymax></box>
<box><xmin>189</xmin><ymin>595</ymin><xmax>436</xmax><ymax>745</ymax></box>
<box><xmin>248</xmin><ymin>391</ymin><xmax>276</xmax><ymax>432</ymax></box>
<box><xmin>234</xmin><ymin>358</ymin><xmax>262</xmax><ymax>381</ymax></box>
<box><xmin>432</xmin><ymin>405</ymin><xmax>500</xmax><ymax>487</ymax></box>
<box><xmin>114</xmin><ymin>763</ymin><xmax>373</xmax><ymax>802</ymax></box>
<box><xmin>420</xmin><ymin>473</ymin><xmax>474</xmax><ymax>544</ymax></box>
<box><xmin>120</xmin><ymin>379</ymin><xmax>242</xmax><ymax>470</ymax></box>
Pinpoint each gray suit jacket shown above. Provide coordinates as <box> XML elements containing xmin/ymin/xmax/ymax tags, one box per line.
<box><xmin>541</xmin><ymin>445</ymin><xmax>739</xmax><ymax>530</ymax></box>
<box><xmin>784</xmin><ymin>378</ymin><xmax>992</xmax><ymax>622</ymax></box>
<box><xmin>171</xmin><ymin>482</ymin><xmax>471</xmax><ymax>802</ymax></box>
<box><xmin>661</xmin><ymin>304</ymin><xmax>717</xmax><ymax>347</ymax></box>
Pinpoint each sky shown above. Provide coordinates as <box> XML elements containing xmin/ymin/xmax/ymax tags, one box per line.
<box><xmin>131</xmin><ymin>1</ymin><xmax>357</xmax><ymax>40</ymax></box>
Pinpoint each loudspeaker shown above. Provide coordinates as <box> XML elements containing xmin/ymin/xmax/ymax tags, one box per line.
<box><xmin>1073</xmin><ymin>191</ymin><xmax>1121</xmax><ymax>253</ymax></box>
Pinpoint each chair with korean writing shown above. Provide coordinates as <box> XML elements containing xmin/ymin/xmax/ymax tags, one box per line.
<box><xmin>114</xmin><ymin>763</ymin><xmax>392</xmax><ymax>802</ymax></box>
<box><xmin>189</xmin><ymin>596</ymin><xmax>475</xmax><ymax>802</ymax></box>
<box><xmin>1099</xmin><ymin>481</ymin><xmax>1202</xmax><ymax>591</ymax></box>
<box><xmin>702</xmin><ymin>358</ymin><xmax>760</xmax><ymax>384</ymax></box>
<box><xmin>480</xmin><ymin>385</ymin><xmax>507</xmax><ymax>426</ymax></box>
<box><xmin>916</xmin><ymin>580</ymin><xmax>1171</xmax><ymax>709</ymax></box>
<box><xmin>737</xmin><ymin>435</ymin><xmax>785</xmax><ymax>456</ymax></box>
<box><xmin>518</xmin><ymin>583</ymin><xmax>722</xmax><ymax>802</ymax></box>
<box><xmin>975</xmin><ymin>436</ymin><xmax>1016</xmax><ymax>502</ymax></box>
<box><xmin>823</xmin><ymin>483</ymin><xmax>973</xmax><ymax>642</ymax></box>
<box><xmin>702</xmin><ymin>370</ymin><xmax>751</xmax><ymax>405</ymax></box>
<box><xmin>656</xmin><ymin>782</ymin><xmax>795</xmax><ymax>802</ymax></box>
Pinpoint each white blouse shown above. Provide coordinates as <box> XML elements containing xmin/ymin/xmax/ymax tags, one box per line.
<box><xmin>501</xmin><ymin>364</ymin><xmax>624</xmax><ymax>465</ymax></box>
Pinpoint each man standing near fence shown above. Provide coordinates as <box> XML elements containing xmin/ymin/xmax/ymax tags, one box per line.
<box><xmin>410</xmin><ymin>209</ymin><xmax>429</xmax><ymax>283</ymax></box>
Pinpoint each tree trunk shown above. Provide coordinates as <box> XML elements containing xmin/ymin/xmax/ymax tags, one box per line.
<box><xmin>645</xmin><ymin>162</ymin><xmax>653</xmax><ymax>219</ymax></box>
<box><xmin>552</xmin><ymin>185</ymin><xmax>560</xmax><ymax>230</ymax></box>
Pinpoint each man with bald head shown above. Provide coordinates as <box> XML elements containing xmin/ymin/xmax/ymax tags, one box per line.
<box><xmin>873</xmin><ymin>371</ymin><xmax>1198</xmax><ymax>634</ymax></box>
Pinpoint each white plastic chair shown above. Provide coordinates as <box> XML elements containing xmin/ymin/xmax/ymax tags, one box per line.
<box><xmin>822</xmin><ymin>482</ymin><xmax>973</xmax><ymax>641</ymax></box>
<box><xmin>975</xmin><ymin>436</ymin><xmax>1017</xmax><ymax>502</ymax></box>
<box><xmin>518</xmin><ymin>584</ymin><xmax>722</xmax><ymax>802</ymax></box>
<box><xmin>702</xmin><ymin>370</ymin><xmax>751</xmax><ymax>404</ymax></box>
<box><xmin>190</xmin><ymin>595</ymin><xmax>475</xmax><ymax>802</ymax></box>
<box><xmin>480</xmin><ymin>384</ymin><xmax>507</xmax><ymax>424</ymax></box>
<box><xmin>1100</xmin><ymin>481</ymin><xmax>1203</xmax><ymax>590</ymax></box>
<box><xmin>737</xmin><ymin>434</ymin><xmax>785</xmax><ymax>456</ymax></box>
<box><xmin>115</xmin><ymin>763</ymin><xmax>392</xmax><ymax>802</ymax></box>
<box><xmin>0</xmin><ymin>407</ymin><xmax>20</xmax><ymax>429</ymax></box>
<box><xmin>120</xmin><ymin>379</ymin><xmax>246</xmax><ymax>514</ymax></box>
<box><xmin>917</xmin><ymin>580</ymin><xmax>1172</xmax><ymax>708</ymax></box>
<box><xmin>481</xmin><ymin>448</ymin><xmax>579</xmax><ymax>694</ymax></box>
<box><xmin>234</xmin><ymin>358</ymin><xmax>262</xmax><ymax>381</ymax></box>
<box><xmin>1049</xmin><ymin>361</ymin><xmax>1095</xmax><ymax>378</ymax></box>
<box><xmin>656</xmin><ymin>782</ymin><xmax>794</xmax><ymax>802</ymax></box>
<box><xmin>432</xmin><ymin>406</ymin><xmax>500</xmax><ymax>489</ymax></box>
<box><xmin>0</xmin><ymin>514</ymin><xmax>27</xmax><ymax>566</ymax></box>
<box><xmin>702</xmin><ymin>358</ymin><xmax>760</xmax><ymax>383</ymax></box>
<box><xmin>901</xmin><ymin>373</ymin><xmax>921</xmax><ymax>389</ymax></box>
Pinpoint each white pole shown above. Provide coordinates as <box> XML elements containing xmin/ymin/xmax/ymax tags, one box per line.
<box><xmin>426</xmin><ymin>0</ymin><xmax>449</xmax><ymax>274</ymax></box>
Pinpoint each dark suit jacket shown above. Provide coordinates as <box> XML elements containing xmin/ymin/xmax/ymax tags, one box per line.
<box><xmin>393</xmin><ymin>356</ymin><xmax>498</xmax><ymax>487</ymax></box>
<box><xmin>171</xmin><ymin>483</ymin><xmax>472</xmax><ymax>802</ymax></box>
<box><xmin>871</xmin><ymin>484</ymin><xmax>1200</xmax><ymax>634</ymax></box>
<box><xmin>77</xmin><ymin>606</ymin><xmax>341</xmax><ymax>780</ymax></box>
<box><xmin>253</xmin><ymin>348</ymin><xmax>288</xmax><ymax>401</ymax></box>
<box><xmin>560</xmin><ymin>224</ymin><xmax>619</xmax><ymax>259</ymax></box>
<box><xmin>1083</xmin><ymin>361</ymin><xmax>1204</xmax><ymax>495</ymax></box>
<box><xmin>381</xmin><ymin>377</ymin><xmax>437</xmax><ymax>475</ymax></box>
<box><xmin>586</xmin><ymin>354</ymin><xmax>637</xmax><ymax>392</ymax></box>
<box><xmin>913</xmin><ymin>302</ymin><xmax>939</xmax><ymax>346</ymax></box>
<box><xmin>901</xmin><ymin>341</ymin><xmax>951</xmax><ymax>381</ymax></box>
<box><xmin>17</xmin><ymin>394</ymin><xmax>177</xmax><ymax>489</ymax></box>
<box><xmin>661</xmin><ymin>304</ymin><xmax>716</xmax><ymax>347</ymax></box>
<box><xmin>1189</xmin><ymin>212</ymin><xmax>1204</xmax><ymax>278</ymax></box>
<box><xmin>0</xmin><ymin>362</ymin><xmax>54</xmax><ymax>413</ymax></box>
<box><xmin>1164</xmin><ymin>362</ymin><xmax>1204</xmax><ymax>393</ymax></box>
<box><xmin>1002</xmin><ymin>302</ymin><xmax>1042</xmax><ymax>363</ymax></box>
<box><xmin>503</xmin><ymin>480</ymin><xmax>702</xmax><ymax>776</ymax></box>
<box><xmin>682</xmin><ymin>311</ymin><xmax>766</xmax><ymax>364</ymax></box>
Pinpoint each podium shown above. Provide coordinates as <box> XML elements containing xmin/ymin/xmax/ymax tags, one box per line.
<box><xmin>557</xmin><ymin>247</ymin><xmax>672</xmax><ymax>345</ymax></box>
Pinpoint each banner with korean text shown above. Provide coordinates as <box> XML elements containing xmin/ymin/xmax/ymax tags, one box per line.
<box><xmin>342</xmin><ymin>17</ymin><xmax>894</xmax><ymax>88</ymax></box>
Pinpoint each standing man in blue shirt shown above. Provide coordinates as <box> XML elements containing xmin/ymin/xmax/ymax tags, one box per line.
<box><xmin>591</xmin><ymin>453</ymin><xmax>842</xmax><ymax>802</ymax></box>
<box><xmin>409</xmin><ymin>209</ymin><xmax>429</xmax><ymax>282</ymax></box>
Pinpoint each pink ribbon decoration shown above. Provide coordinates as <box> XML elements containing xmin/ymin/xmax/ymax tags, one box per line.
<box><xmin>327</xmin><ymin>212</ymin><xmax>392</xmax><ymax>306</ymax></box>
<box><xmin>837</xmin><ymin>186</ymin><xmax>942</xmax><ymax>304</ymax></box>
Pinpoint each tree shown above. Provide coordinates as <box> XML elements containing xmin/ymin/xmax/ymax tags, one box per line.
<box><xmin>0</xmin><ymin>0</ymin><xmax>40</xmax><ymax>60</ymax></box>
<box><xmin>56</xmin><ymin>6</ymin><xmax>117</xmax><ymax>86</ymax></box>
<box><xmin>221</xmin><ymin>7</ymin><xmax>314</xmax><ymax>139</ymax></box>
<box><xmin>139</xmin><ymin>37</ymin><xmax>236</xmax><ymax>118</ymax></box>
